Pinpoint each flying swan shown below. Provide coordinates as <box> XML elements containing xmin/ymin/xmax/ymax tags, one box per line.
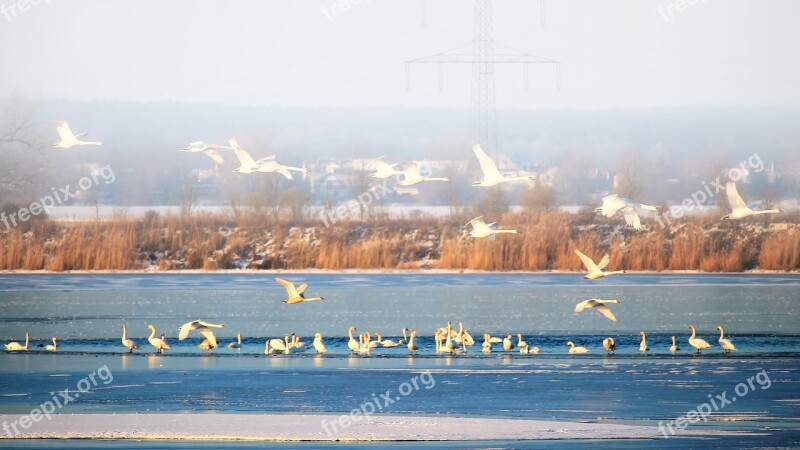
<box><xmin>722</xmin><ymin>182</ymin><xmax>781</xmax><ymax>220</ymax></box>
<box><xmin>574</xmin><ymin>299</ymin><xmax>620</xmax><ymax>322</ymax></box>
<box><xmin>471</xmin><ymin>144</ymin><xmax>535</xmax><ymax>187</ymax></box>
<box><xmin>275</xmin><ymin>278</ymin><xmax>324</xmax><ymax>304</ymax></box>
<box><xmin>53</xmin><ymin>121</ymin><xmax>102</xmax><ymax>149</ymax></box>
<box><xmin>574</xmin><ymin>249</ymin><xmax>625</xmax><ymax>280</ymax></box>
<box><xmin>595</xmin><ymin>194</ymin><xmax>658</xmax><ymax>230</ymax></box>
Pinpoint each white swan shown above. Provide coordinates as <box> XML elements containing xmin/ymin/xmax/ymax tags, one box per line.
<box><xmin>347</xmin><ymin>327</ymin><xmax>360</xmax><ymax>352</ymax></box>
<box><xmin>369</xmin><ymin>157</ymin><xmax>403</xmax><ymax>179</ymax></box>
<box><xmin>716</xmin><ymin>326</ymin><xmax>737</xmax><ymax>353</ymax></box>
<box><xmin>574</xmin><ymin>299</ymin><xmax>619</xmax><ymax>322</ymax></box>
<box><xmin>267</xmin><ymin>336</ymin><xmax>291</xmax><ymax>354</ymax></box>
<box><xmin>292</xmin><ymin>334</ymin><xmax>306</xmax><ymax>350</ymax></box>
<box><xmin>397</xmin><ymin>162</ymin><xmax>449</xmax><ymax>186</ymax></box>
<box><xmin>178</xmin><ymin>320</ymin><xmax>226</xmax><ymax>349</ymax></box>
<box><xmin>670</xmin><ymin>335</ymin><xmax>679</xmax><ymax>353</ymax></box>
<box><xmin>465</xmin><ymin>216</ymin><xmax>517</xmax><ymax>240</ymax></box>
<box><xmin>45</xmin><ymin>337</ymin><xmax>58</xmax><ymax>352</ymax></box>
<box><xmin>357</xmin><ymin>332</ymin><xmax>372</xmax><ymax>355</ymax></box>
<box><xmin>121</xmin><ymin>324</ymin><xmax>138</xmax><ymax>353</ymax></box>
<box><xmin>375</xmin><ymin>333</ymin><xmax>400</xmax><ymax>347</ymax></box>
<box><xmin>688</xmin><ymin>325</ymin><xmax>712</xmax><ymax>354</ymax></box>
<box><xmin>595</xmin><ymin>194</ymin><xmax>658</xmax><ymax>230</ymax></box>
<box><xmin>575</xmin><ymin>249</ymin><xmax>625</xmax><ymax>280</ymax></box>
<box><xmin>181</xmin><ymin>141</ymin><xmax>225</xmax><ymax>164</ymax></box>
<box><xmin>482</xmin><ymin>334</ymin><xmax>492</xmax><ymax>353</ymax></box>
<box><xmin>229</xmin><ymin>139</ymin><xmax>306</xmax><ymax>179</ymax></box>
<box><xmin>313</xmin><ymin>333</ymin><xmax>327</xmax><ymax>354</ymax></box>
<box><xmin>520</xmin><ymin>344</ymin><xmax>540</xmax><ymax>354</ymax></box>
<box><xmin>228</xmin><ymin>333</ymin><xmax>242</xmax><ymax>349</ymax></box>
<box><xmin>503</xmin><ymin>335</ymin><xmax>515</xmax><ymax>351</ymax></box>
<box><xmin>603</xmin><ymin>337</ymin><xmax>615</xmax><ymax>354</ymax></box>
<box><xmin>407</xmin><ymin>330</ymin><xmax>419</xmax><ymax>352</ymax></box>
<box><xmin>275</xmin><ymin>278</ymin><xmax>324</xmax><ymax>304</ymax></box>
<box><xmin>5</xmin><ymin>332</ymin><xmax>29</xmax><ymax>351</ymax></box>
<box><xmin>471</xmin><ymin>144</ymin><xmax>534</xmax><ymax>187</ymax></box>
<box><xmin>53</xmin><ymin>121</ymin><xmax>102</xmax><ymax>148</ymax></box>
<box><xmin>147</xmin><ymin>325</ymin><xmax>171</xmax><ymax>354</ymax></box>
<box><xmin>639</xmin><ymin>331</ymin><xmax>649</xmax><ymax>353</ymax></box>
<box><xmin>722</xmin><ymin>182</ymin><xmax>781</xmax><ymax>220</ymax></box>
<box><xmin>567</xmin><ymin>341</ymin><xmax>589</xmax><ymax>354</ymax></box>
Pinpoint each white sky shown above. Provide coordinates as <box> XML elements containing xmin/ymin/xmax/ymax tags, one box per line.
<box><xmin>1</xmin><ymin>0</ymin><xmax>798</xmax><ymax>109</ymax></box>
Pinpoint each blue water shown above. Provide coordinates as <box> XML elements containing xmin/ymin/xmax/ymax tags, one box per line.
<box><xmin>0</xmin><ymin>273</ymin><xmax>799</xmax><ymax>448</ymax></box>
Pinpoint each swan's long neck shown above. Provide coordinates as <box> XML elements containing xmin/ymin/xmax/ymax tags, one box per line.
<box><xmin>148</xmin><ymin>327</ymin><xmax>156</xmax><ymax>339</ymax></box>
<box><xmin>402</xmin><ymin>328</ymin><xmax>408</xmax><ymax>341</ymax></box>
<box><xmin>122</xmin><ymin>325</ymin><xmax>127</xmax><ymax>341</ymax></box>
<box><xmin>349</xmin><ymin>328</ymin><xmax>355</xmax><ymax>340</ymax></box>
<box><xmin>24</xmin><ymin>333</ymin><xmax>29</xmax><ymax>349</ymax></box>
<box><xmin>672</xmin><ymin>336</ymin><xmax>676</xmax><ymax>345</ymax></box>
<box><xmin>718</xmin><ymin>328</ymin><xmax>725</xmax><ymax>340</ymax></box>
<box><xmin>495</xmin><ymin>230</ymin><xmax>517</xmax><ymax>234</ymax></box>
<box><xmin>689</xmin><ymin>327</ymin><xmax>696</xmax><ymax>340</ymax></box>
<box><xmin>754</xmin><ymin>209</ymin><xmax>780</xmax><ymax>215</ymax></box>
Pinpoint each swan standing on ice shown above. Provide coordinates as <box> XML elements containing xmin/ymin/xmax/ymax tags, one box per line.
<box><xmin>722</xmin><ymin>182</ymin><xmax>782</xmax><ymax>220</ymax></box>
<box><xmin>688</xmin><ymin>325</ymin><xmax>712</xmax><ymax>354</ymax></box>
<box><xmin>313</xmin><ymin>333</ymin><xmax>327</xmax><ymax>354</ymax></box>
<box><xmin>5</xmin><ymin>333</ymin><xmax>29</xmax><ymax>351</ymax></box>
<box><xmin>716</xmin><ymin>326</ymin><xmax>737</xmax><ymax>354</ymax></box>
<box><xmin>574</xmin><ymin>299</ymin><xmax>620</xmax><ymax>322</ymax></box>
<box><xmin>503</xmin><ymin>335</ymin><xmax>515</xmax><ymax>351</ymax></box>
<box><xmin>407</xmin><ymin>330</ymin><xmax>419</xmax><ymax>352</ymax></box>
<box><xmin>397</xmin><ymin>162</ymin><xmax>449</xmax><ymax>186</ymax></box>
<box><xmin>670</xmin><ymin>336</ymin><xmax>679</xmax><ymax>353</ymax></box>
<box><xmin>464</xmin><ymin>216</ymin><xmax>517</xmax><ymax>240</ymax></box>
<box><xmin>181</xmin><ymin>141</ymin><xmax>225</xmax><ymax>164</ymax></box>
<box><xmin>178</xmin><ymin>320</ymin><xmax>226</xmax><ymax>350</ymax></box>
<box><xmin>638</xmin><ymin>331</ymin><xmax>649</xmax><ymax>353</ymax></box>
<box><xmin>482</xmin><ymin>334</ymin><xmax>492</xmax><ymax>353</ymax></box>
<box><xmin>45</xmin><ymin>337</ymin><xmax>58</xmax><ymax>352</ymax></box>
<box><xmin>574</xmin><ymin>249</ymin><xmax>625</xmax><ymax>280</ymax></box>
<box><xmin>53</xmin><ymin>122</ymin><xmax>102</xmax><ymax>149</ymax></box>
<box><xmin>275</xmin><ymin>278</ymin><xmax>324</xmax><ymax>304</ymax></box>
<box><xmin>595</xmin><ymin>194</ymin><xmax>658</xmax><ymax>230</ymax></box>
<box><xmin>120</xmin><ymin>324</ymin><xmax>138</xmax><ymax>353</ymax></box>
<box><xmin>603</xmin><ymin>337</ymin><xmax>616</xmax><ymax>354</ymax></box>
<box><xmin>147</xmin><ymin>325</ymin><xmax>171</xmax><ymax>354</ymax></box>
<box><xmin>470</xmin><ymin>144</ymin><xmax>535</xmax><ymax>187</ymax></box>
<box><xmin>369</xmin><ymin>158</ymin><xmax>403</xmax><ymax>179</ymax></box>
<box><xmin>347</xmin><ymin>327</ymin><xmax>359</xmax><ymax>352</ymax></box>
<box><xmin>567</xmin><ymin>341</ymin><xmax>589</xmax><ymax>354</ymax></box>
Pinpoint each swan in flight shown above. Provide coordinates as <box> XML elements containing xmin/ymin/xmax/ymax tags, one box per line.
<box><xmin>313</xmin><ymin>333</ymin><xmax>327</xmax><ymax>354</ymax></box>
<box><xmin>121</xmin><ymin>324</ymin><xmax>138</xmax><ymax>353</ymax></box>
<box><xmin>722</xmin><ymin>182</ymin><xmax>782</xmax><ymax>220</ymax></box>
<box><xmin>574</xmin><ymin>299</ymin><xmax>619</xmax><ymax>322</ymax></box>
<box><xmin>229</xmin><ymin>139</ymin><xmax>307</xmax><ymax>179</ymax></box>
<box><xmin>465</xmin><ymin>216</ymin><xmax>517</xmax><ymax>240</ymax></box>
<box><xmin>53</xmin><ymin>121</ymin><xmax>102</xmax><ymax>149</ymax></box>
<box><xmin>228</xmin><ymin>333</ymin><xmax>242</xmax><ymax>349</ymax></box>
<box><xmin>567</xmin><ymin>341</ymin><xmax>589</xmax><ymax>354</ymax></box>
<box><xmin>639</xmin><ymin>331</ymin><xmax>649</xmax><ymax>353</ymax></box>
<box><xmin>45</xmin><ymin>337</ymin><xmax>58</xmax><ymax>352</ymax></box>
<box><xmin>275</xmin><ymin>278</ymin><xmax>324</xmax><ymax>304</ymax></box>
<box><xmin>397</xmin><ymin>162</ymin><xmax>449</xmax><ymax>186</ymax></box>
<box><xmin>595</xmin><ymin>194</ymin><xmax>658</xmax><ymax>231</ymax></box>
<box><xmin>369</xmin><ymin>157</ymin><xmax>403</xmax><ymax>179</ymax></box>
<box><xmin>716</xmin><ymin>326</ymin><xmax>737</xmax><ymax>353</ymax></box>
<box><xmin>688</xmin><ymin>325</ymin><xmax>712</xmax><ymax>354</ymax></box>
<box><xmin>574</xmin><ymin>249</ymin><xmax>625</xmax><ymax>280</ymax></box>
<box><xmin>4</xmin><ymin>332</ymin><xmax>29</xmax><ymax>351</ymax></box>
<box><xmin>471</xmin><ymin>144</ymin><xmax>534</xmax><ymax>187</ymax></box>
<box><xmin>603</xmin><ymin>337</ymin><xmax>615</xmax><ymax>354</ymax></box>
<box><xmin>181</xmin><ymin>141</ymin><xmax>225</xmax><ymax>164</ymax></box>
<box><xmin>178</xmin><ymin>320</ymin><xmax>226</xmax><ymax>349</ymax></box>
<box><xmin>147</xmin><ymin>325</ymin><xmax>171</xmax><ymax>354</ymax></box>
<box><xmin>669</xmin><ymin>335</ymin><xmax>679</xmax><ymax>353</ymax></box>
<box><xmin>348</xmin><ymin>327</ymin><xmax>360</xmax><ymax>352</ymax></box>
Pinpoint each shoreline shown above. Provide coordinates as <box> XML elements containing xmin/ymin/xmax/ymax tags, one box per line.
<box><xmin>0</xmin><ymin>413</ymin><xmax>728</xmax><ymax>442</ymax></box>
<box><xmin>1</xmin><ymin>268</ymin><xmax>798</xmax><ymax>275</ymax></box>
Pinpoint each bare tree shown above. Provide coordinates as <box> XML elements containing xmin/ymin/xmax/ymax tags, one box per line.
<box><xmin>616</xmin><ymin>150</ymin><xmax>647</xmax><ymax>199</ymax></box>
<box><xmin>0</xmin><ymin>97</ymin><xmax>47</xmax><ymax>203</ymax></box>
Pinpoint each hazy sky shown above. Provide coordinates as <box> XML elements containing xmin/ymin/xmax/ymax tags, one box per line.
<box><xmin>1</xmin><ymin>0</ymin><xmax>798</xmax><ymax>109</ymax></box>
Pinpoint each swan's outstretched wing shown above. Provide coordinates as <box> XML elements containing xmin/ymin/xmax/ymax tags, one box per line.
<box><xmin>599</xmin><ymin>195</ymin><xmax>620</xmax><ymax>217</ymax></box>
<box><xmin>596</xmin><ymin>254</ymin><xmax>610</xmax><ymax>270</ymax></box>
<box><xmin>230</xmin><ymin>139</ymin><xmax>257</xmax><ymax>167</ymax></box>
<box><xmin>574</xmin><ymin>249</ymin><xmax>600</xmax><ymax>273</ymax></box>
<box><xmin>275</xmin><ymin>278</ymin><xmax>299</xmax><ymax>297</ymax></box>
<box><xmin>574</xmin><ymin>299</ymin><xmax>589</xmax><ymax>313</ymax></box>
<box><xmin>471</xmin><ymin>144</ymin><xmax>502</xmax><ymax>180</ymax></box>
<box><xmin>204</xmin><ymin>149</ymin><xmax>224</xmax><ymax>164</ymax></box>
<box><xmin>593</xmin><ymin>304</ymin><xmax>617</xmax><ymax>322</ymax></box>
<box><xmin>275</xmin><ymin>166</ymin><xmax>294</xmax><ymax>180</ymax></box>
<box><xmin>622</xmin><ymin>207</ymin><xmax>642</xmax><ymax>230</ymax></box>
<box><xmin>56</xmin><ymin>122</ymin><xmax>75</xmax><ymax>140</ymax></box>
<box><xmin>197</xmin><ymin>327</ymin><xmax>219</xmax><ymax>348</ymax></box>
<box><xmin>296</xmin><ymin>284</ymin><xmax>308</xmax><ymax>295</ymax></box>
<box><xmin>178</xmin><ymin>321</ymin><xmax>196</xmax><ymax>340</ymax></box>
<box><xmin>726</xmin><ymin>182</ymin><xmax>748</xmax><ymax>211</ymax></box>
